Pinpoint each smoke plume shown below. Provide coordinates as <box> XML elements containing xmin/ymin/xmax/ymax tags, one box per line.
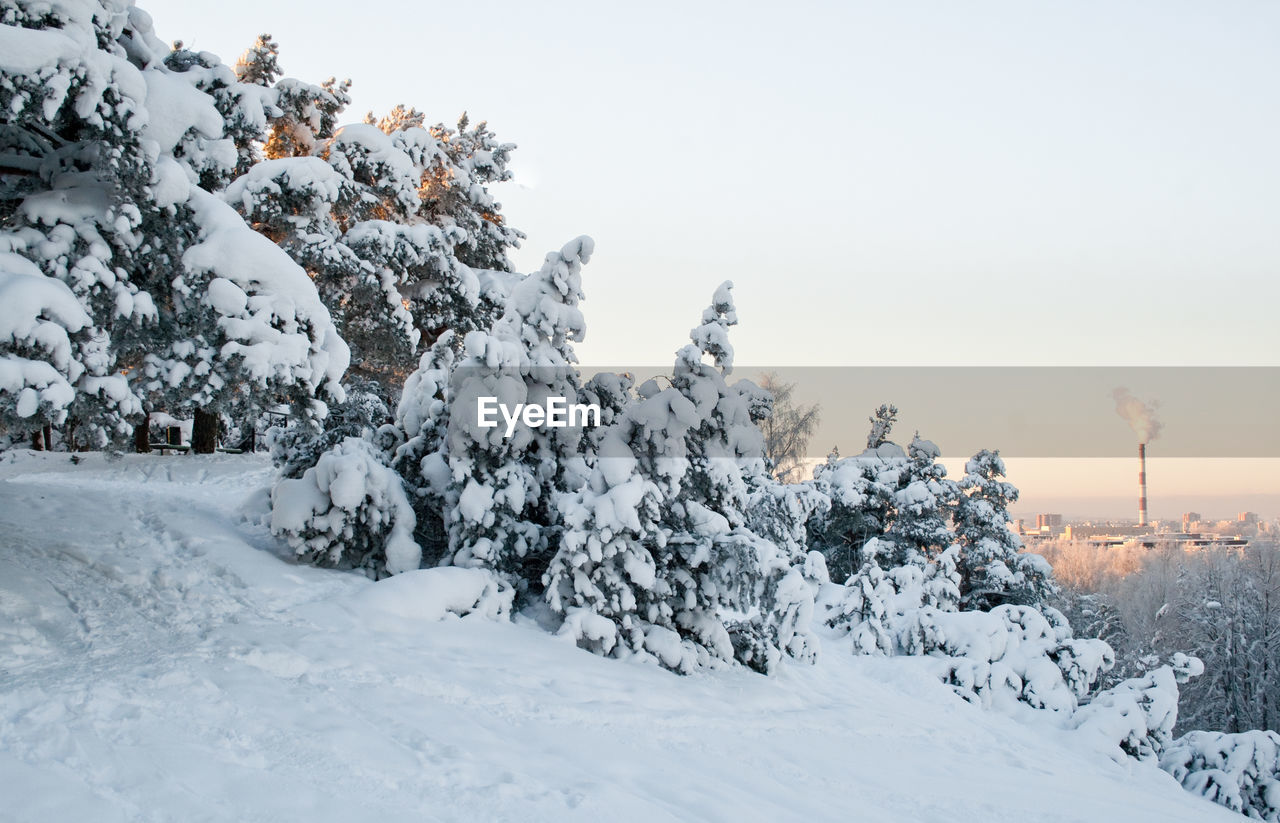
<box><xmin>1112</xmin><ymin>387</ymin><xmax>1163</xmax><ymax>444</ymax></box>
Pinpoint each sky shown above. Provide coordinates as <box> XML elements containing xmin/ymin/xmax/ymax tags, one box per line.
<box><xmin>141</xmin><ymin>0</ymin><xmax>1280</xmax><ymax>514</ymax></box>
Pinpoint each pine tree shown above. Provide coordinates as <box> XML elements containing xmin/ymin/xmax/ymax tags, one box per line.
<box><xmin>882</xmin><ymin>433</ymin><xmax>959</xmax><ymax>569</ymax></box>
<box><xmin>954</xmin><ymin>448</ymin><xmax>1055</xmax><ymax>610</ymax></box>
<box><xmin>443</xmin><ymin>237</ymin><xmax>592</xmax><ymax>592</ymax></box>
<box><xmin>233</xmin><ymin>34</ymin><xmax>282</xmax><ymax>87</ymax></box>
<box><xmin>366</xmin><ymin>104</ymin><xmax>426</xmax><ymax>135</ymax></box>
<box><xmin>167</xmin><ymin>43</ymin><xmax>273</xmax><ymax>182</ymax></box>
<box><xmin>548</xmin><ymin>282</ymin><xmax>818</xmax><ymax>673</ymax></box>
<box><xmin>866</xmin><ymin>403</ymin><xmax>898</xmax><ymax>449</ymax></box>
<box><xmin>390</xmin><ymin>332</ymin><xmax>458</xmax><ymax>564</ymax></box>
<box><xmin>2</xmin><ymin>6</ymin><xmax>349</xmax><ymax>452</ymax></box>
<box><xmin>808</xmin><ymin>410</ymin><xmax>903</xmax><ymax>582</ymax></box>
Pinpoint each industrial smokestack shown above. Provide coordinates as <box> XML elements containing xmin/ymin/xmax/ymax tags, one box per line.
<box><xmin>1113</xmin><ymin>388</ymin><xmax>1161</xmax><ymax>528</ymax></box>
<box><xmin>1138</xmin><ymin>442</ymin><xmax>1148</xmax><ymax>527</ymax></box>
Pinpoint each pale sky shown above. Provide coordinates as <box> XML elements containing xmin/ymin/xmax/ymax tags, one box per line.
<box><xmin>142</xmin><ymin>0</ymin><xmax>1280</xmax><ymax>514</ymax></box>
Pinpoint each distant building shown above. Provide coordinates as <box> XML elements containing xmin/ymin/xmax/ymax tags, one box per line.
<box><xmin>1239</xmin><ymin>511</ymin><xmax>1260</xmax><ymax>524</ymax></box>
<box><xmin>1036</xmin><ymin>513</ymin><xmax>1063</xmax><ymax>530</ymax></box>
<box><xmin>1182</xmin><ymin>512</ymin><xmax>1201</xmax><ymax>531</ymax></box>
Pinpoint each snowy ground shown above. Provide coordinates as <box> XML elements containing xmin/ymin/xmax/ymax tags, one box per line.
<box><xmin>0</xmin><ymin>451</ymin><xmax>1236</xmax><ymax>822</ymax></box>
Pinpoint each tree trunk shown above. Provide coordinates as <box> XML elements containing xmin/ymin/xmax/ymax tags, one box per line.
<box><xmin>192</xmin><ymin>409</ymin><xmax>219</xmax><ymax>454</ymax></box>
<box><xmin>43</xmin><ymin>424</ymin><xmax>53</xmax><ymax>451</ymax></box>
<box><xmin>134</xmin><ymin>414</ymin><xmax>152</xmax><ymax>453</ymax></box>
<box><xmin>31</xmin><ymin>428</ymin><xmax>44</xmax><ymax>451</ymax></box>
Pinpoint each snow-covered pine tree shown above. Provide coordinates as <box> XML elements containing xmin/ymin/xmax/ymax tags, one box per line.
<box><xmin>227</xmin><ymin>81</ymin><xmax>508</xmax><ymax>386</ymax></box>
<box><xmin>662</xmin><ymin>285</ymin><xmax>801</xmax><ymax>671</ymax></box>
<box><xmin>953</xmin><ymin>448</ymin><xmax>1055</xmax><ymax>611</ymax></box>
<box><xmin>1074</xmin><ymin>653</ymin><xmax>1204</xmax><ymax>763</ymax></box>
<box><xmin>265</xmin><ymin>76</ymin><xmax>350</xmax><ymax>162</ymax></box>
<box><xmin>442</xmin><ymin>237</ymin><xmax>592</xmax><ymax>593</ymax></box>
<box><xmin>866</xmin><ymin>403</ymin><xmax>898</xmax><ymax>449</ymax></box>
<box><xmin>222</xmin><ymin>151</ymin><xmax>439</xmax><ymax>387</ymax></box>
<box><xmin>1161</xmin><ymin>729</ymin><xmax>1280</xmax><ymax>820</ymax></box>
<box><xmin>882</xmin><ymin>433</ymin><xmax>958</xmax><ymax>569</ymax></box>
<box><xmin>825</xmin><ymin>537</ymin><xmax>899</xmax><ymax>655</ymax></box>
<box><xmin>548</xmin><ymin>282</ymin><xmax>818</xmax><ymax>674</ymax></box>
<box><xmin>1</xmin><ymin>4</ymin><xmax>348</xmax><ymax>452</ymax></box>
<box><xmin>233</xmin><ymin>34</ymin><xmax>281</xmax><ymax>88</ymax></box>
<box><xmin>343</xmin><ymin>220</ymin><xmax>478</xmax><ymax>380</ymax></box>
<box><xmin>389</xmin><ymin>331</ymin><xmax>457</xmax><ymax>565</ymax></box>
<box><xmin>738</xmin><ymin>472</ymin><xmax>829</xmax><ymax>669</ymax></box>
<box><xmin>575</xmin><ymin>370</ymin><xmax>635</xmax><ymax>458</ymax></box>
<box><xmin>137</xmin><ymin>188</ymin><xmax>349</xmax><ymax>451</ymax></box>
<box><xmin>230</xmin><ymin>32</ymin><xmax>352</xmax><ymax>166</ymax></box>
<box><xmin>807</xmin><ymin>412</ymin><xmax>903</xmax><ymax>583</ymax></box>
<box><xmin>0</xmin><ymin>0</ymin><xmax>172</xmax><ymax>447</ymax></box>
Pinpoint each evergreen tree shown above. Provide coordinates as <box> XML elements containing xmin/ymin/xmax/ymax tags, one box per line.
<box><xmin>882</xmin><ymin>433</ymin><xmax>958</xmax><ymax>569</ymax></box>
<box><xmin>443</xmin><ymin>237</ymin><xmax>592</xmax><ymax>592</ymax></box>
<box><xmin>233</xmin><ymin>34</ymin><xmax>282</xmax><ymax>87</ymax></box>
<box><xmin>390</xmin><ymin>332</ymin><xmax>457</xmax><ymax>564</ymax></box>
<box><xmin>548</xmin><ymin>282</ymin><xmax>818</xmax><ymax>673</ymax></box>
<box><xmin>167</xmin><ymin>43</ymin><xmax>274</xmax><ymax>183</ymax></box>
<box><xmin>808</xmin><ymin>412</ymin><xmax>902</xmax><ymax>582</ymax></box>
<box><xmin>954</xmin><ymin>448</ymin><xmax>1055</xmax><ymax>610</ymax></box>
<box><xmin>866</xmin><ymin>403</ymin><xmax>898</xmax><ymax>449</ymax></box>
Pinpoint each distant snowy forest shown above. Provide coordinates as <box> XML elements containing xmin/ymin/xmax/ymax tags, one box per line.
<box><xmin>1</xmin><ymin>1</ymin><xmax>1278</xmax><ymax>818</ymax></box>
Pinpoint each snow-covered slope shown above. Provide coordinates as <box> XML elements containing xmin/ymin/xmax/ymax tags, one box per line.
<box><xmin>0</xmin><ymin>452</ymin><xmax>1235</xmax><ymax>822</ymax></box>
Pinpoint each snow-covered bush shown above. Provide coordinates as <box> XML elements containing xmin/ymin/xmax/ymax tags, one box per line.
<box><xmin>271</xmin><ymin>436</ymin><xmax>419</xmax><ymax>578</ymax></box>
<box><xmin>901</xmin><ymin>605</ymin><xmax>1114</xmax><ymax>714</ymax></box>
<box><xmin>350</xmin><ymin>566</ymin><xmax>514</xmax><ymax>624</ymax></box>
<box><xmin>1160</xmin><ymin>729</ymin><xmax>1280</xmax><ymax>821</ymax></box>
<box><xmin>823</xmin><ymin>558</ymin><xmax>1117</xmax><ymax>715</ymax></box>
<box><xmin>269</xmin><ymin>381</ymin><xmax>391</xmax><ymax>479</ymax></box>
<box><xmin>1073</xmin><ymin>653</ymin><xmax>1204</xmax><ymax>763</ymax></box>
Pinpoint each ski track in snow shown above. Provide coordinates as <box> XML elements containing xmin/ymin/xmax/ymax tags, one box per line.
<box><xmin>0</xmin><ymin>451</ymin><xmax>1237</xmax><ymax>822</ymax></box>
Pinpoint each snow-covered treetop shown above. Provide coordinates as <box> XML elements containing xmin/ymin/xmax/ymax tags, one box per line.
<box><xmin>233</xmin><ymin>33</ymin><xmax>280</xmax><ymax>87</ymax></box>
<box><xmin>679</xmin><ymin>279</ymin><xmax>735</xmax><ymax>374</ymax></box>
<box><xmin>487</xmin><ymin>235</ymin><xmax>590</xmax><ymax>369</ymax></box>
<box><xmin>866</xmin><ymin>403</ymin><xmax>898</xmax><ymax>449</ymax></box>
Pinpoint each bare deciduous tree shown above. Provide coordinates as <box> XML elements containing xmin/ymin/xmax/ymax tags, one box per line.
<box><xmin>759</xmin><ymin>372</ymin><xmax>821</xmax><ymax>484</ymax></box>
